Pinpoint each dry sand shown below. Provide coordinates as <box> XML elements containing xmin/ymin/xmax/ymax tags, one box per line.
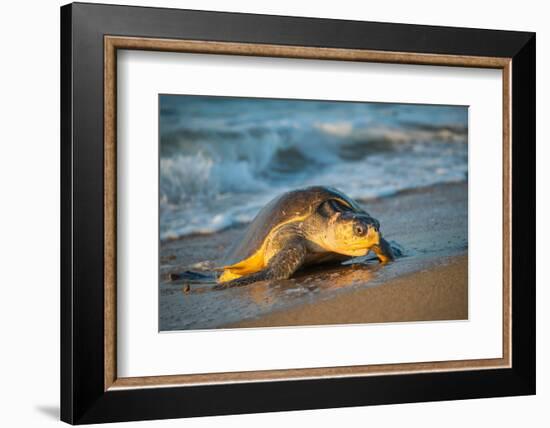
<box><xmin>160</xmin><ymin>182</ymin><xmax>468</xmax><ymax>331</ymax></box>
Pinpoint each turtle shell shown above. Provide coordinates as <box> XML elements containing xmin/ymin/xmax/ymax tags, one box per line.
<box><xmin>222</xmin><ymin>186</ymin><xmax>366</xmax><ymax>268</ymax></box>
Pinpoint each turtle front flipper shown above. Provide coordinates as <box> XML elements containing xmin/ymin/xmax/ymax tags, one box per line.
<box><xmin>371</xmin><ymin>237</ymin><xmax>395</xmax><ymax>263</ymax></box>
<box><xmin>217</xmin><ymin>237</ymin><xmax>307</xmax><ymax>288</ymax></box>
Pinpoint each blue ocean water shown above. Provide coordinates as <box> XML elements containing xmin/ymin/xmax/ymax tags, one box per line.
<box><xmin>159</xmin><ymin>95</ymin><xmax>468</xmax><ymax>240</ymax></box>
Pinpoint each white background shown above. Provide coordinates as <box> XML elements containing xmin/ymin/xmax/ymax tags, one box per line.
<box><xmin>118</xmin><ymin>51</ymin><xmax>503</xmax><ymax>377</ymax></box>
<box><xmin>0</xmin><ymin>0</ymin><xmax>546</xmax><ymax>427</ymax></box>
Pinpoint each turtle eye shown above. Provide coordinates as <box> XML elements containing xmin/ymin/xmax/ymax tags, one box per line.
<box><xmin>355</xmin><ymin>225</ymin><xmax>366</xmax><ymax>236</ymax></box>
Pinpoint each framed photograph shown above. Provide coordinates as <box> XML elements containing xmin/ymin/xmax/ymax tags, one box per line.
<box><xmin>60</xmin><ymin>2</ymin><xmax>535</xmax><ymax>424</ymax></box>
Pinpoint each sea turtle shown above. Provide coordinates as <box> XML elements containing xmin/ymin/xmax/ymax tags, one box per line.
<box><xmin>215</xmin><ymin>186</ymin><xmax>394</xmax><ymax>287</ymax></box>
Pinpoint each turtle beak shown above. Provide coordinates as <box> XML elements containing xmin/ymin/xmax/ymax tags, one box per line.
<box><xmin>368</xmin><ymin>225</ymin><xmax>381</xmax><ymax>245</ymax></box>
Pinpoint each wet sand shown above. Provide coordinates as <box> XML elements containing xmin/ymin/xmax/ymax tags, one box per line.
<box><xmin>230</xmin><ymin>255</ymin><xmax>467</xmax><ymax>328</ymax></box>
<box><xmin>160</xmin><ymin>182</ymin><xmax>468</xmax><ymax>331</ymax></box>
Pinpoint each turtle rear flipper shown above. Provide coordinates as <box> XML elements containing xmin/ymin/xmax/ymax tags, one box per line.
<box><xmin>169</xmin><ymin>270</ymin><xmax>217</xmax><ymax>284</ymax></box>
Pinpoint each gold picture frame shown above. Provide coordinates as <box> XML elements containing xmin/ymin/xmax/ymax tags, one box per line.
<box><xmin>103</xmin><ymin>36</ymin><xmax>512</xmax><ymax>391</ymax></box>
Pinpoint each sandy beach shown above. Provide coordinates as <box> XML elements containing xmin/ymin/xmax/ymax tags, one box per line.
<box><xmin>230</xmin><ymin>255</ymin><xmax>467</xmax><ymax>328</ymax></box>
<box><xmin>160</xmin><ymin>181</ymin><xmax>468</xmax><ymax>331</ymax></box>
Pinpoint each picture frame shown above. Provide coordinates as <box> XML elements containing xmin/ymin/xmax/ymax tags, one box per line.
<box><xmin>60</xmin><ymin>2</ymin><xmax>535</xmax><ymax>424</ymax></box>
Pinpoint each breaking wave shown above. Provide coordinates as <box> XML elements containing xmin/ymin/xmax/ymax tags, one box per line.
<box><xmin>159</xmin><ymin>95</ymin><xmax>468</xmax><ymax>240</ymax></box>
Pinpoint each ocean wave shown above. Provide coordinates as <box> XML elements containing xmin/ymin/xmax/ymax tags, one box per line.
<box><xmin>159</xmin><ymin>96</ymin><xmax>468</xmax><ymax>240</ymax></box>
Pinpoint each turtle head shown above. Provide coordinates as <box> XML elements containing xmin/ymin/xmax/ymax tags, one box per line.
<box><xmin>324</xmin><ymin>210</ymin><xmax>381</xmax><ymax>257</ymax></box>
